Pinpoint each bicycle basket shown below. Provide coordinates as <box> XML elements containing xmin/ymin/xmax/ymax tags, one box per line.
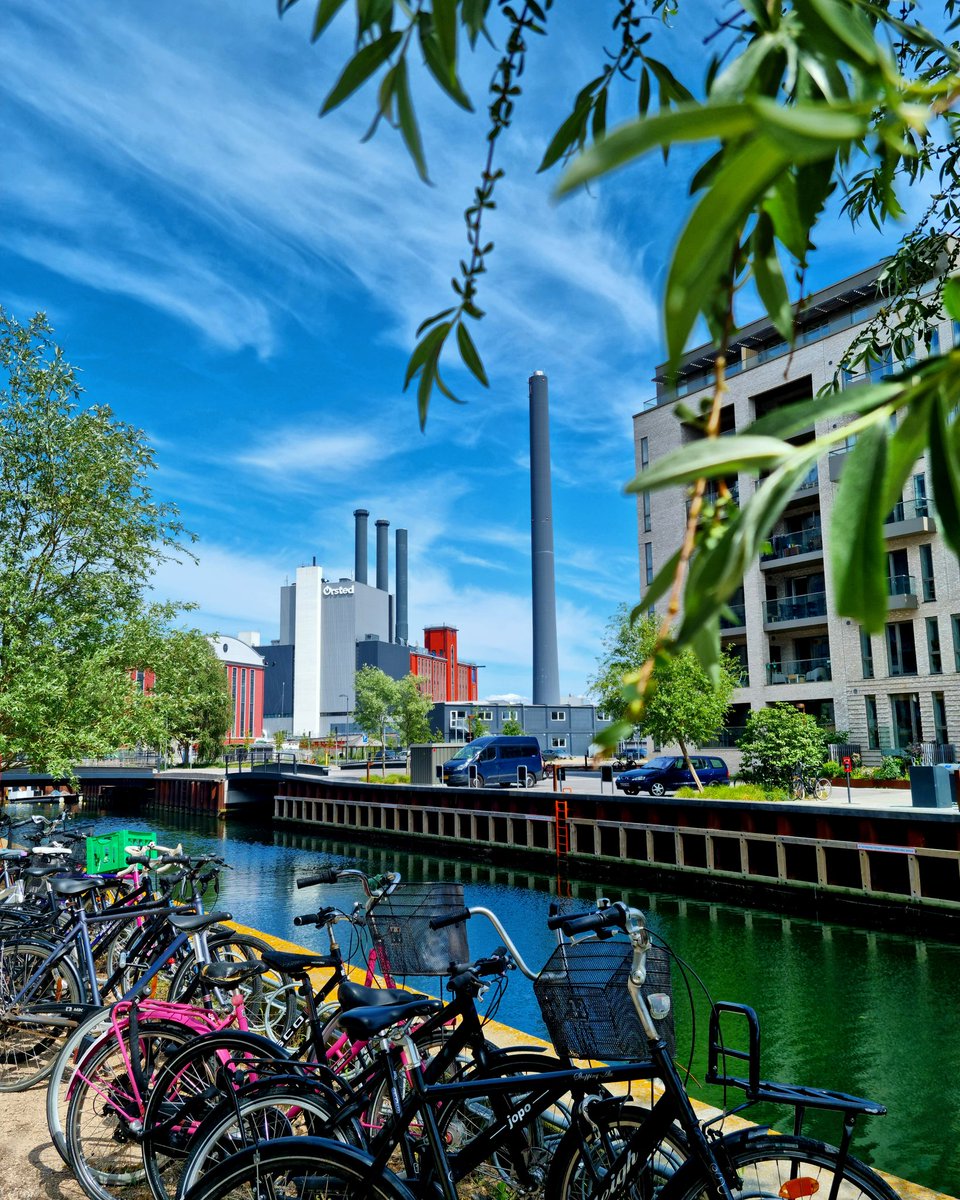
<box><xmin>533</xmin><ymin>937</ymin><xmax>674</xmax><ymax>1061</ymax></box>
<box><xmin>367</xmin><ymin>883</ymin><xmax>470</xmax><ymax>976</ymax></box>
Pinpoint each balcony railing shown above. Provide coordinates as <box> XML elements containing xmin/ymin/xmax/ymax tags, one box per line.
<box><xmin>796</xmin><ymin>465</ymin><xmax>819</xmax><ymax>492</ymax></box>
<box><xmin>884</xmin><ymin>498</ymin><xmax>932</xmax><ymax>524</ymax></box>
<box><xmin>766</xmin><ymin>658</ymin><xmax>832</xmax><ymax>685</ymax></box>
<box><xmin>761</xmin><ymin>527</ymin><xmax>823</xmax><ymax>561</ymax></box>
<box><xmin>721</xmin><ymin>602</ymin><xmax>747</xmax><ymax>629</ymax></box>
<box><xmin>763</xmin><ymin>592</ymin><xmax>828</xmax><ymax>624</ymax></box>
<box><xmin>702</xmin><ymin>726</ymin><xmax>747</xmax><ymax>749</ymax></box>
<box><xmin>887</xmin><ymin>573</ymin><xmax>917</xmax><ymax>597</ymax></box>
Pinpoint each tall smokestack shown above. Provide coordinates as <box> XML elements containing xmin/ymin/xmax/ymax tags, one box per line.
<box><xmin>376</xmin><ymin>519</ymin><xmax>390</xmax><ymax>592</ymax></box>
<box><xmin>529</xmin><ymin>371</ymin><xmax>561</xmax><ymax>705</ymax></box>
<box><xmin>353</xmin><ymin>509</ymin><xmax>369</xmax><ymax>584</ymax></box>
<box><xmin>395</xmin><ymin>528</ymin><xmax>409</xmax><ymax>644</ymax></box>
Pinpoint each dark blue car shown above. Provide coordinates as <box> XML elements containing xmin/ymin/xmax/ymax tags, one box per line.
<box><xmin>615</xmin><ymin>754</ymin><xmax>729</xmax><ymax>797</ymax></box>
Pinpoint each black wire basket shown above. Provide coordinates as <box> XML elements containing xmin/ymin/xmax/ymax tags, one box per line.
<box><xmin>368</xmin><ymin>882</ymin><xmax>470</xmax><ymax>977</ymax></box>
<box><xmin>533</xmin><ymin>937</ymin><xmax>674</xmax><ymax>1061</ymax></box>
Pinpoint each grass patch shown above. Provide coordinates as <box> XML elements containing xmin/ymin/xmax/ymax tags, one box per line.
<box><xmin>675</xmin><ymin>784</ymin><xmax>788</xmax><ymax>802</ymax></box>
<box><xmin>366</xmin><ymin>773</ymin><xmax>411</xmax><ymax>785</ymax></box>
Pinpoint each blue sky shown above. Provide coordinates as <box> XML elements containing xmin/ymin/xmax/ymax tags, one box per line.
<box><xmin>2</xmin><ymin>2</ymin><xmax>907</xmax><ymax>699</ymax></box>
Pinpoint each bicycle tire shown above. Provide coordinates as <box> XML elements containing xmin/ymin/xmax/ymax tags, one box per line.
<box><xmin>180</xmin><ymin>1136</ymin><xmax>414</xmax><ymax>1200</ymax></box>
<box><xmin>661</xmin><ymin>1130</ymin><xmax>901</xmax><ymax>1200</ymax></box>
<box><xmin>139</xmin><ymin>1029</ymin><xmax>297</xmax><ymax>1196</ymax></box>
<box><xmin>65</xmin><ymin>1020</ymin><xmax>197</xmax><ymax>1200</ymax></box>
<box><xmin>545</xmin><ymin>1100</ymin><xmax>688</xmax><ymax>1199</ymax></box>
<box><xmin>0</xmin><ymin>938</ymin><xmax>86</xmax><ymax>1090</ymax></box>
<box><xmin>167</xmin><ymin>933</ymin><xmax>298</xmax><ymax>1038</ymax></box>
<box><xmin>47</xmin><ymin>1005</ymin><xmax>113</xmax><ymax>1162</ymax></box>
<box><xmin>170</xmin><ymin>1080</ymin><xmax>359</xmax><ymax>1200</ymax></box>
<box><xmin>790</xmin><ymin>777</ymin><xmax>807</xmax><ymax>801</ymax></box>
<box><xmin>815</xmin><ymin>777</ymin><xmax>833</xmax><ymax>800</ymax></box>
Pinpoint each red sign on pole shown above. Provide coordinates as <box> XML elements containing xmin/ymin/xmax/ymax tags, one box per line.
<box><xmin>842</xmin><ymin>756</ymin><xmax>853</xmax><ymax>774</ymax></box>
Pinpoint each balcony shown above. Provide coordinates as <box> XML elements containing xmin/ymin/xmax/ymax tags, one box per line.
<box><xmin>702</xmin><ymin>726</ymin><xmax>747</xmax><ymax>749</ymax></box>
<box><xmin>883</xmin><ymin>498</ymin><xmax>937</xmax><ymax>538</ymax></box>
<box><xmin>887</xmin><ymin>573</ymin><xmax>919</xmax><ymax>611</ymax></box>
<box><xmin>760</xmin><ymin>526</ymin><xmax>824</xmax><ymax>569</ymax></box>
<box><xmin>786</xmin><ymin>464</ymin><xmax>819</xmax><ymax>502</ymax></box>
<box><xmin>766</xmin><ymin>658</ymin><xmax>832</xmax><ymax>685</ymax></box>
<box><xmin>721</xmin><ymin>602</ymin><xmax>747</xmax><ymax>632</ymax></box>
<box><xmin>763</xmin><ymin>591</ymin><xmax>829</xmax><ymax>629</ymax></box>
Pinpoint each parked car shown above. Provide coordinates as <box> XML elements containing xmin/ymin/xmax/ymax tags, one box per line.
<box><xmin>442</xmin><ymin>736</ymin><xmax>544</xmax><ymax>788</ymax></box>
<box><xmin>615</xmin><ymin>754</ymin><xmax>729</xmax><ymax>797</ymax></box>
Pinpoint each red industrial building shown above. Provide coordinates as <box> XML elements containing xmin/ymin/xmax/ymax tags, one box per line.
<box><xmin>410</xmin><ymin>626</ymin><xmax>479</xmax><ymax>703</ymax></box>
<box><xmin>211</xmin><ymin>636</ymin><xmax>265</xmax><ymax>743</ymax></box>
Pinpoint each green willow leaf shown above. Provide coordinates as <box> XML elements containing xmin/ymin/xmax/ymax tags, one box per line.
<box><xmin>750</xmin><ymin>380</ymin><xmax>900</xmax><ymax>438</ymax></box>
<box><xmin>802</xmin><ymin>0</ymin><xmax>880</xmax><ymax>65</ymax></box>
<box><xmin>432</xmin><ymin>0</ymin><xmax>457</xmax><ymax>70</ymax></box>
<box><xmin>311</xmin><ymin>0</ymin><xmax>350</xmax><ymax>41</ymax></box>
<box><xmin>882</xmin><ymin>391</ymin><xmax>933</xmax><ymax>511</ymax></box>
<box><xmin>403</xmin><ymin>321</ymin><xmax>450</xmax><ymax>390</ymax></box>
<box><xmin>632</xmin><ymin>548</ymin><xmax>683</xmax><ymax>619</ymax></box>
<box><xmin>943</xmin><ymin>276</ymin><xmax>960</xmax><ymax>321</ymax></box>
<box><xmin>419</xmin><ymin>17</ymin><xmax>473</xmax><ymax>110</ymax></box>
<box><xmin>752</xmin><ymin>213</ymin><xmax>793</xmax><ymax>344</ymax></box>
<box><xmin>538</xmin><ymin>98</ymin><xmax>592</xmax><ymax>173</ymax></box>
<box><xmin>928</xmin><ymin>391</ymin><xmax>960</xmax><ymax>558</ymax></box>
<box><xmin>320</xmin><ymin>32</ymin><xmax>403</xmax><ymax>114</ymax></box>
<box><xmin>456</xmin><ymin>321</ymin><xmax>488</xmax><ymax>387</ymax></box>
<box><xmin>830</xmin><ymin>424</ymin><xmax>888</xmax><ymax>632</ymax></box>
<box><xmin>556</xmin><ymin>103</ymin><xmax>761</xmax><ymax>196</ymax></box>
<box><xmin>626</xmin><ymin>434</ymin><xmax>792</xmax><ymax>492</ymax></box>
<box><xmin>395</xmin><ymin>58</ymin><xmax>429</xmax><ymax>183</ymax></box>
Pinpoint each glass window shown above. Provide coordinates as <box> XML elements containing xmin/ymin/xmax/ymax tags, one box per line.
<box><xmin>640</xmin><ymin>437</ymin><xmax>649</xmax><ymax>469</ymax></box>
<box><xmin>642</xmin><ymin>491</ymin><xmax>651</xmax><ymax>533</ymax></box>
<box><xmin>919</xmin><ymin>543</ymin><xmax>935</xmax><ymax>601</ymax></box>
<box><xmin>551</xmin><ymin>736</ymin><xmax>567</xmax><ymax>750</ymax></box>
<box><xmin>864</xmin><ymin>695</ymin><xmax>880</xmax><ymax>750</ymax></box>
<box><xmin>550</xmin><ymin>710</ymin><xmax>567</xmax><ymax>722</ymax></box>
<box><xmin>927</xmin><ymin>617</ymin><xmax>942</xmax><ymax>673</ymax></box>
<box><xmin>477</xmin><ymin>709</ymin><xmax>493</xmax><ymax>721</ymax></box>
<box><xmin>886</xmin><ymin>621</ymin><xmax>918</xmax><ymax>676</ymax></box>
<box><xmin>953</xmin><ymin>615</ymin><xmax>960</xmax><ymax>671</ymax></box>
<box><xmin>860</xmin><ymin>629</ymin><xmax>874</xmax><ymax>679</ymax></box>
<box><xmin>890</xmin><ymin>693</ymin><xmax>922</xmax><ymax>746</ymax></box>
<box><xmin>644</xmin><ymin>542</ymin><xmax>654</xmax><ymax>587</ymax></box>
<box><xmin>500</xmin><ymin>708</ymin><xmax>518</xmax><ymax>722</ymax></box>
<box><xmin>933</xmin><ymin>692</ymin><xmax>949</xmax><ymax>745</ymax></box>
<box><xmin>913</xmin><ymin>473</ymin><xmax>928</xmax><ymax>516</ymax></box>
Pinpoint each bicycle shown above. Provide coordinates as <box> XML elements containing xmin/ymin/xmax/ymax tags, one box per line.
<box><xmin>177</xmin><ymin>900</ymin><xmax>899</xmax><ymax>1200</ymax></box>
<box><xmin>790</xmin><ymin>766</ymin><xmax>832</xmax><ymax>801</ymax></box>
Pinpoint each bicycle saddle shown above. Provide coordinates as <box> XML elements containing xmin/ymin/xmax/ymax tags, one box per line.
<box><xmin>338</xmin><ymin>979</ymin><xmax>428</xmax><ymax>1010</ymax></box>
<box><xmin>0</xmin><ymin>849</ymin><xmax>28</xmax><ymax>861</ymax></box>
<box><xmin>167</xmin><ymin>910</ymin><xmax>231</xmax><ymax>932</ymax></box>
<box><xmin>50</xmin><ymin>875</ymin><xmax>107</xmax><ymax>896</ymax></box>
<box><xmin>257</xmin><ymin>948</ymin><xmax>337</xmax><ymax>975</ymax></box>
<box><xmin>24</xmin><ymin>863</ymin><xmax>68</xmax><ymax>879</ymax></box>
<box><xmin>336</xmin><ymin>997</ymin><xmax>443</xmax><ymax>1041</ymax></box>
<box><xmin>198</xmin><ymin>960</ymin><xmax>268</xmax><ymax>987</ymax></box>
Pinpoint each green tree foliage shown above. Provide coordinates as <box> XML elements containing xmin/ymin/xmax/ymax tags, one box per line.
<box><xmin>141</xmin><ymin>631</ymin><xmax>233</xmax><ymax>764</ymax></box>
<box><xmin>393</xmin><ymin>673</ymin><xmax>435</xmax><ymax>747</ymax></box>
<box><xmin>0</xmin><ymin>310</ymin><xmax>192</xmax><ymax>775</ymax></box>
<box><xmin>590</xmin><ymin>607</ymin><xmax>737</xmax><ymax>788</ymax></box>
<box><xmin>354</xmin><ymin>665</ymin><xmax>399</xmax><ymax>774</ymax></box>
<box><xmin>501</xmin><ymin>717</ymin><xmax>523</xmax><ymax>736</ymax></box>
<box><xmin>289</xmin><ymin>1</ymin><xmax>960</xmax><ymax>741</ymax></box>
<box><xmin>467</xmin><ymin>713</ymin><xmax>488</xmax><ymax>740</ymax></box>
<box><xmin>738</xmin><ymin>704</ymin><xmax>828</xmax><ymax>790</ymax></box>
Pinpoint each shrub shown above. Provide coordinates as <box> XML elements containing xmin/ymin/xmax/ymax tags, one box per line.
<box><xmin>872</xmin><ymin>757</ymin><xmax>908</xmax><ymax>781</ymax></box>
<box><xmin>367</xmin><ymin>773</ymin><xmax>410</xmax><ymax>785</ymax></box>
<box><xmin>821</xmin><ymin>760</ymin><xmax>841</xmax><ymax>777</ymax></box>
<box><xmin>737</xmin><ymin>705</ymin><xmax>828</xmax><ymax>790</ymax></box>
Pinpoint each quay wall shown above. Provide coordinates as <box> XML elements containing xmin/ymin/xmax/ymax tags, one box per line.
<box><xmin>273</xmin><ymin>778</ymin><xmax>960</xmax><ymax>935</ymax></box>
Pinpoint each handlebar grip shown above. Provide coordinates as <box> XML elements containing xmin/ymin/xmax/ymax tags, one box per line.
<box><xmin>560</xmin><ymin>907</ymin><xmax>626</xmax><ymax>936</ymax></box>
<box><xmin>447</xmin><ymin>967</ymin><xmax>478</xmax><ymax>991</ymax></box>
<box><xmin>428</xmin><ymin>908</ymin><xmax>471</xmax><ymax>931</ymax></box>
<box><xmin>293</xmin><ymin>905</ymin><xmax>338</xmax><ymax>927</ymax></box>
<box><xmin>292</xmin><ymin>912</ymin><xmax>318</xmax><ymax>926</ymax></box>
<box><xmin>296</xmin><ymin>867</ymin><xmax>339</xmax><ymax>888</ymax></box>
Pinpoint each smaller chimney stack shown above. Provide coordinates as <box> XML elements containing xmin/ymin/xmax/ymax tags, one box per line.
<box><xmin>375</xmin><ymin>519</ymin><xmax>390</xmax><ymax>592</ymax></box>
<box><xmin>353</xmin><ymin>509</ymin><xmax>369</xmax><ymax>583</ymax></box>
<box><xmin>395</xmin><ymin>528</ymin><xmax>408</xmax><ymax>644</ymax></box>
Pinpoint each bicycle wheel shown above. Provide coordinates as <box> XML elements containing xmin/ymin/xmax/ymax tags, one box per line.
<box><xmin>167</xmin><ymin>934</ymin><xmax>297</xmax><ymax>1039</ymax></box>
<box><xmin>790</xmin><ymin>777</ymin><xmax>807</xmax><ymax>800</ymax></box>
<box><xmin>665</xmin><ymin>1131</ymin><xmax>901</xmax><ymax>1200</ymax></box>
<box><xmin>65</xmin><ymin>1021</ymin><xmax>196</xmax><ymax>1200</ymax></box>
<box><xmin>0</xmin><ymin>938</ymin><xmax>86</xmax><ymax>1091</ymax></box>
<box><xmin>815</xmin><ymin>777</ymin><xmax>833</xmax><ymax>800</ymax></box>
<box><xmin>180</xmin><ymin>1136</ymin><xmax>413</xmax><ymax>1200</ymax></box>
<box><xmin>545</xmin><ymin>1100</ymin><xmax>688</xmax><ymax>1199</ymax></box>
<box><xmin>47</xmin><ymin>1005</ymin><xmax>113</xmax><ymax>1162</ymax></box>
<box><xmin>171</xmin><ymin>1082</ymin><xmax>359</xmax><ymax>1200</ymax></box>
<box><xmin>139</xmin><ymin>1029</ymin><xmax>296</xmax><ymax>1198</ymax></box>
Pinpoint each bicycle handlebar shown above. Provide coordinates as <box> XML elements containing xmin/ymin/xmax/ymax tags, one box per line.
<box><xmin>428</xmin><ymin>908</ymin><xmax>472</xmax><ymax>931</ymax></box>
<box><xmin>558</xmin><ymin>905</ymin><xmax>627</xmax><ymax>936</ymax></box>
<box><xmin>292</xmin><ymin>905</ymin><xmax>340</xmax><ymax>927</ymax></box>
<box><xmin>296</xmin><ymin>867</ymin><xmax>339</xmax><ymax>888</ymax></box>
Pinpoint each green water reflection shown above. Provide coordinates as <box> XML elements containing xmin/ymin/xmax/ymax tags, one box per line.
<box><xmin>95</xmin><ymin>807</ymin><xmax>958</xmax><ymax>1196</ymax></box>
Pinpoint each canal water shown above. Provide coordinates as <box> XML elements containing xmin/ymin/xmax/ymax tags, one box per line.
<box><xmin>82</xmin><ymin>808</ymin><xmax>960</xmax><ymax>1195</ymax></box>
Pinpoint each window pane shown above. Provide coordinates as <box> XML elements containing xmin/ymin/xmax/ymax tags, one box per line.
<box><xmin>927</xmin><ymin>617</ymin><xmax>942</xmax><ymax>674</ymax></box>
<box><xmin>865</xmin><ymin>696</ymin><xmax>880</xmax><ymax>750</ymax></box>
<box><xmin>860</xmin><ymin>629</ymin><xmax>874</xmax><ymax>679</ymax></box>
<box><xmin>919</xmin><ymin>543</ymin><xmax>935</xmax><ymax>601</ymax></box>
<box><xmin>933</xmin><ymin>692</ymin><xmax>949</xmax><ymax>745</ymax></box>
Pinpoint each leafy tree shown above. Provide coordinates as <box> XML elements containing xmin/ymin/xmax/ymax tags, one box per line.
<box><xmin>466</xmin><ymin>713</ymin><xmax>488</xmax><ymax>740</ymax></box>
<box><xmin>291</xmin><ymin>1</ymin><xmax>960</xmax><ymax>742</ymax></box>
<box><xmin>353</xmin><ymin>665</ymin><xmax>397</xmax><ymax>774</ymax></box>
<box><xmin>590</xmin><ymin>607</ymin><xmax>736</xmax><ymax>789</ymax></box>
<box><xmin>272</xmin><ymin>729</ymin><xmax>287</xmax><ymax>753</ymax></box>
<box><xmin>393</xmin><ymin>673</ymin><xmax>435</xmax><ymax>747</ymax></box>
<box><xmin>738</xmin><ymin>705</ymin><xmax>828</xmax><ymax>791</ymax></box>
<box><xmin>501</xmin><ymin>717</ymin><xmax>523</xmax><ymax>736</ymax></box>
<box><xmin>0</xmin><ymin>310</ymin><xmax>191</xmax><ymax>775</ymax></box>
<box><xmin>141</xmin><ymin>631</ymin><xmax>233</xmax><ymax>764</ymax></box>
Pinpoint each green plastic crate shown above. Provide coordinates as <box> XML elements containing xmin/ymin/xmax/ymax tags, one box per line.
<box><xmin>86</xmin><ymin>830</ymin><xmax>157</xmax><ymax>874</ymax></box>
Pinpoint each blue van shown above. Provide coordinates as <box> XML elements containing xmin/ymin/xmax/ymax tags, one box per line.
<box><xmin>442</xmin><ymin>736</ymin><xmax>544</xmax><ymax>788</ymax></box>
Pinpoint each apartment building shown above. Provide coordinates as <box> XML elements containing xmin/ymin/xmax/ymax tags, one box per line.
<box><xmin>634</xmin><ymin>261</ymin><xmax>959</xmax><ymax>758</ymax></box>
